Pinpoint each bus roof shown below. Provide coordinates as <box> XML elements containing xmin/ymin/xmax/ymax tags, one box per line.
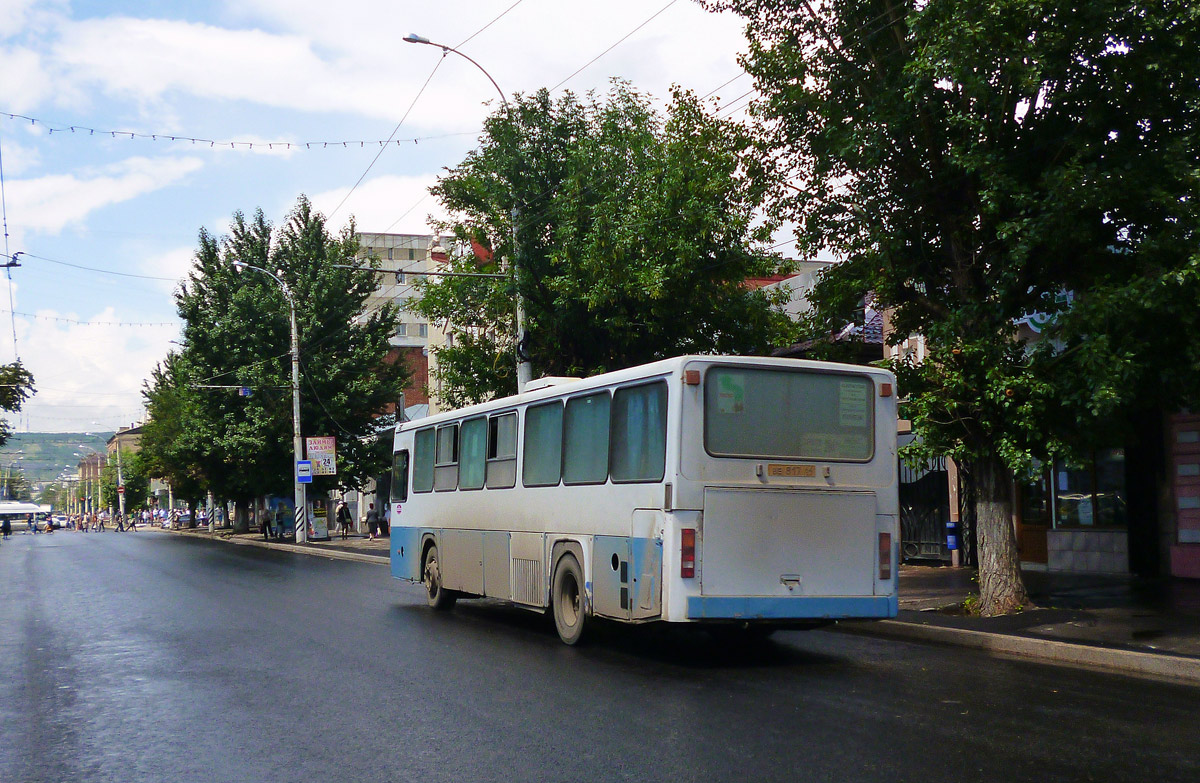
<box><xmin>399</xmin><ymin>354</ymin><xmax>892</xmax><ymax>432</ymax></box>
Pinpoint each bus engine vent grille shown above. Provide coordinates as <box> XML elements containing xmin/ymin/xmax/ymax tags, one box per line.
<box><xmin>512</xmin><ymin>558</ymin><xmax>542</xmax><ymax>606</ymax></box>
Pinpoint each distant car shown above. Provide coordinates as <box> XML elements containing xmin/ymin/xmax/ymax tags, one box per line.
<box><xmin>51</xmin><ymin>515</ymin><xmax>67</xmax><ymax>529</ymax></box>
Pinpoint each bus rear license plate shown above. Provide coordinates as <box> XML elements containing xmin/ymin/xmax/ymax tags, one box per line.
<box><xmin>767</xmin><ymin>464</ymin><xmax>816</xmax><ymax>478</ymax></box>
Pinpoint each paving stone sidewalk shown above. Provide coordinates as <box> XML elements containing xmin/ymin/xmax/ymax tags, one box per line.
<box><xmin>891</xmin><ymin>564</ymin><xmax>1200</xmax><ymax>660</ymax></box>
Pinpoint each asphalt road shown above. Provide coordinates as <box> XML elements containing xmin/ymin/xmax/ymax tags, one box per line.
<box><xmin>2</xmin><ymin>531</ymin><xmax>1198</xmax><ymax>783</ymax></box>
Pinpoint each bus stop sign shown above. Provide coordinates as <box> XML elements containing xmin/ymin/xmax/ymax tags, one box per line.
<box><xmin>296</xmin><ymin>460</ymin><xmax>313</xmax><ymax>483</ymax></box>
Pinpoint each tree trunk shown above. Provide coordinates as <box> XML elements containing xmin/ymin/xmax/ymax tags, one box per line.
<box><xmin>962</xmin><ymin>454</ymin><xmax>1030</xmax><ymax>616</ymax></box>
<box><xmin>233</xmin><ymin>499</ymin><xmax>250</xmax><ymax>534</ymax></box>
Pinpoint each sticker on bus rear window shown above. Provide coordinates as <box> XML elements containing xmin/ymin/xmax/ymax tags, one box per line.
<box><xmin>717</xmin><ymin>373</ymin><xmax>745</xmax><ymax>414</ymax></box>
<box><xmin>838</xmin><ymin>381</ymin><xmax>868</xmax><ymax>427</ymax></box>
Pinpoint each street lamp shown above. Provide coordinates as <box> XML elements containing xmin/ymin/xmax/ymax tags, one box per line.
<box><xmin>232</xmin><ymin>259</ymin><xmax>308</xmax><ymax>543</ymax></box>
<box><xmin>403</xmin><ymin>32</ymin><xmax>532</xmax><ymax>393</ymax></box>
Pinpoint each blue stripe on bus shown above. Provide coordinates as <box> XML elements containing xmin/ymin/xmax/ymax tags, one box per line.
<box><xmin>686</xmin><ymin>594</ymin><xmax>898</xmax><ymax>620</ymax></box>
<box><xmin>390</xmin><ymin>525</ymin><xmax>423</xmax><ymax>581</ymax></box>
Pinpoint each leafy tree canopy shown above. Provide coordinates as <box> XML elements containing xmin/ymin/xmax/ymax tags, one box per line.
<box><xmin>0</xmin><ymin>362</ymin><xmax>35</xmax><ymax>448</ymax></box>
<box><xmin>415</xmin><ymin>81</ymin><xmax>796</xmax><ymax>407</ymax></box>
<box><xmin>101</xmin><ymin>448</ymin><xmax>150</xmax><ymax>513</ymax></box>
<box><xmin>709</xmin><ymin>0</ymin><xmax>1200</xmax><ymax>613</ymax></box>
<box><xmin>142</xmin><ymin>196</ymin><xmax>406</xmax><ymax>515</ymax></box>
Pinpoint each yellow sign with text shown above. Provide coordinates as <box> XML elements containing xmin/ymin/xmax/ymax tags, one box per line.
<box><xmin>767</xmin><ymin>464</ymin><xmax>816</xmax><ymax>478</ymax></box>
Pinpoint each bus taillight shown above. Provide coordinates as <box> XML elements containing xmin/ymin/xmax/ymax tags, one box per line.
<box><xmin>681</xmin><ymin>528</ymin><xmax>696</xmax><ymax>578</ymax></box>
<box><xmin>879</xmin><ymin>532</ymin><xmax>892</xmax><ymax>581</ymax></box>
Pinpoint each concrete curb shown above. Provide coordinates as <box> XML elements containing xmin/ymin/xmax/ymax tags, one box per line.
<box><xmin>837</xmin><ymin>618</ymin><xmax>1200</xmax><ymax>685</ymax></box>
<box><xmin>169</xmin><ymin>528</ymin><xmax>390</xmax><ymax>566</ymax></box>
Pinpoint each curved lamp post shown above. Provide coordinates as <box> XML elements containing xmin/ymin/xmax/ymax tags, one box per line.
<box><xmin>403</xmin><ymin>33</ymin><xmax>532</xmax><ymax>393</ymax></box>
<box><xmin>232</xmin><ymin>260</ymin><xmax>308</xmax><ymax>543</ymax></box>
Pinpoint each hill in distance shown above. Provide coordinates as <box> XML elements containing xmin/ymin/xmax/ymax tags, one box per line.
<box><xmin>0</xmin><ymin>431</ymin><xmax>115</xmax><ymax>486</ymax></box>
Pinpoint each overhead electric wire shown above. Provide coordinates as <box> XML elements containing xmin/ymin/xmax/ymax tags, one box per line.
<box><xmin>0</xmin><ymin>112</ymin><xmax>478</xmax><ymax>152</ymax></box>
<box><xmin>18</xmin><ymin>252</ymin><xmax>180</xmax><ymax>282</ymax></box>
<box><xmin>327</xmin><ymin>57</ymin><xmax>446</xmax><ymax>221</ymax></box>
<box><xmin>454</xmin><ymin>0</ymin><xmax>527</xmax><ymax>48</ymax></box>
<box><xmin>550</xmin><ymin>0</ymin><xmax>680</xmax><ymax>91</ymax></box>
<box><xmin>0</xmin><ymin>308</ymin><xmax>179</xmax><ymax>328</ymax></box>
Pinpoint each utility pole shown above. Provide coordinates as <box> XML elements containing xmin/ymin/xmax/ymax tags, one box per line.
<box><xmin>115</xmin><ymin>448</ymin><xmax>126</xmax><ymax>520</ymax></box>
<box><xmin>232</xmin><ymin>259</ymin><xmax>308</xmax><ymax>543</ymax></box>
<box><xmin>403</xmin><ymin>33</ymin><xmax>532</xmax><ymax>392</ymax></box>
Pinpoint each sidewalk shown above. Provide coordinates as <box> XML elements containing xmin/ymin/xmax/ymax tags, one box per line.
<box><xmin>839</xmin><ymin>564</ymin><xmax>1200</xmax><ymax>684</ymax></box>
<box><xmin>168</xmin><ymin>526</ymin><xmax>390</xmax><ymax>563</ymax></box>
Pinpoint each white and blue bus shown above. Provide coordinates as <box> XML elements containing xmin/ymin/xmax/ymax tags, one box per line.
<box><xmin>389</xmin><ymin>355</ymin><xmax>898</xmax><ymax>645</ymax></box>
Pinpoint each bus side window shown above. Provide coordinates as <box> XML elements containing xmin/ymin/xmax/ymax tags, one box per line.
<box><xmin>413</xmin><ymin>429</ymin><xmax>435</xmax><ymax>493</ymax></box>
<box><xmin>434</xmin><ymin>423</ymin><xmax>459</xmax><ymax>491</ymax></box>
<box><xmin>486</xmin><ymin>412</ymin><xmax>517</xmax><ymax>489</ymax></box>
<box><xmin>459</xmin><ymin>417</ymin><xmax>487</xmax><ymax>490</ymax></box>
<box><xmin>610</xmin><ymin>381</ymin><xmax>668</xmax><ymax>483</ymax></box>
<box><xmin>391</xmin><ymin>450</ymin><xmax>410</xmax><ymax>503</ymax></box>
<box><xmin>563</xmin><ymin>391</ymin><xmax>611</xmax><ymax>485</ymax></box>
<box><xmin>523</xmin><ymin>402</ymin><xmax>563</xmax><ymax>487</ymax></box>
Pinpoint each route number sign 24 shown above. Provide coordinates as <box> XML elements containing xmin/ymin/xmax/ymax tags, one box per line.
<box><xmin>305</xmin><ymin>436</ymin><xmax>337</xmax><ymax>476</ymax></box>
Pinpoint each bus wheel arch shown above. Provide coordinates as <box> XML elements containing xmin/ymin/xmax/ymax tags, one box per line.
<box><xmin>421</xmin><ymin>535</ymin><xmax>456</xmax><ymax>611</ymax></box>
<box><xmin>550</xmin><ymin>542</ymin><xmax>588</xmax><ymax>645</ymax></box>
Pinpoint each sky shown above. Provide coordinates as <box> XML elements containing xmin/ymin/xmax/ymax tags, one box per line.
<box><xmin>0</xmin><ymin>0</ymin><xmax>768</xmax><ymax>439</ymax></box>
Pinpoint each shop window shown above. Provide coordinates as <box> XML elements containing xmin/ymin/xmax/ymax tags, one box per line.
<box><xmin>1019</xmin><ymin>460</ymin><xmax>1051</xmax><ymax>527</ymax></box>
<box><xmin>1053</xmin><ymin>449</ymin><xmax>1126</xmax><ymax>528</ymax></box>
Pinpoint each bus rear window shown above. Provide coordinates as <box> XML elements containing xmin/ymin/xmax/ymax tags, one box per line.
<box><xmin>704</xmin><ymin>367</ymin><xmax>874</xmax><ymax>461</ymax></box>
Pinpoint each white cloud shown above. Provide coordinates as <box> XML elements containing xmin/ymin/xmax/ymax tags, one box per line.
<box><xmin>0</xmin><ymin>47</ymin><xmax>58</xmax><ymax>112</ymax></box>
<box><xmin>0</xmin><ymin>0</ymin><xmax>64</xmax><ymax>39</ymax></box>
<box><xmin>13</xmin><ymin>3</ymin><xmax>750</xmax><ymax>132</ymax></box>
<box><xmin>7</xmin><ymin>306</ymin><xmax>179</xmax><ymax>433</ymax></box>
<box><xmin>6</xmin><ymin>155</ymin><xmax>204</xmax><ymax>240</ymax></box>
<box><xmin>0</xmin><ymin>136</ymin><xmax>41</xmax><ymax>175</ymax></box>
<box><xmin>140</xmin><ymin>246</ymin><xmax>195</xmax><ymax>296</ymax></box>
<box><xmin>309</xmin><ymin>173</ymin><xmax>448</xmax><ymax>236</ymax></box>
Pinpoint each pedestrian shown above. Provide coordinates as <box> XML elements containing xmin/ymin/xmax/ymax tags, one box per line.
<box><xmin>335</xmin><ymin>501</ymin><xmax>351</xmax><ymax>540</ymax></box>
<box><xmin>115</xmin><ymin>512</ymin><xmax>126</xmax><ymax>533</ymax></box>
<box><xmin>365</xmin><ymin>503</ymin><xmax>380</xmax><ymax>541</ymax></box>
<box><xmin>96</xmin><ymin>512</ymin><xmax>106</xmax><ymax>532</ymax></box>
<box><xmin>28</xmin><ymin>514</ymin><xmax>37</xmax><ymax>534</ymax></box>
<box><xmin>1</xmin><ymin>517</ymin><xmax>11</xmax><ymax>539</ymax></box>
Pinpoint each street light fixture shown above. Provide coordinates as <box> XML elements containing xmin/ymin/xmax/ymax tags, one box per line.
<box><xmin>403</xmin><ymin>32</ymin><xmax>532</xmax><ymax>393</ymax></box>
<box><xmin>231</xmin><ymin>259</ymin><xmax>308</xmax><ymax>543</ymax></box>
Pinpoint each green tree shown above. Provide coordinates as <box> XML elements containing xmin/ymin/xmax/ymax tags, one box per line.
<box><xmin>140</xmin><ymin>351</ymin><xmax>207</xmax><ymax>512</ymax></box>
<box><xmin>146</xmin><ymin>196</ymin><xmax>406</xmax><ymax>531</ymax></box>
<box><xmin>415</xmin><ymin>82</ymin><xmax>795</xmax><ymax>407</ymax></box>
<box><xmin>710</xmin><ymin>0</ymin><xmax>1200</xmax><ymax>614</ymax></box>
<box><xmin>0</xmin><ymin>362</ymin><xmax>34</xmax><ymax>448</ymax></box>
<box><xmin>101</xmin><ymin>449</ymin><xmax>149</xmax><ymax>513</ymax></box>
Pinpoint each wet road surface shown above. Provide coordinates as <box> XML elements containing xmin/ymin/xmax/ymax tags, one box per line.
<box><xmin>2</xmin><ymin>531</ymin><xmax>1198</xmax><ymax>783</ymax></box>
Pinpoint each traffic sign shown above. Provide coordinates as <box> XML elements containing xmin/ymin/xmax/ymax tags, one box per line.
<box><xmin>296</xmin><ymin>460</ymin><xmax>313</xmax><ymax>483</ymax></box>
<box><xmin>117</xmin><ymin>485</ymin><xmax>125</xmax><ymax>494</ymax></box>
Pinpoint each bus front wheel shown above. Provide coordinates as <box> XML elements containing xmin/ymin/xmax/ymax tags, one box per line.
<box><xmin>552</xmin><ymin>554</ymin><xmax>587</xmax><ymax>645</ymax></box>
<box><xmin>423</xmin><ymin>544</ymin><xmax>457</xmax><ymax>611</ymax></box>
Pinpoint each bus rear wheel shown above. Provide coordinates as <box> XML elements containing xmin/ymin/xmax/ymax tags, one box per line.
<box><xmin>423</xmin><ymin>544</ymin><xmax>457</xmax><ymax>611</ymax></box>
<box><xmin>552</xmin><ymin>554</ymin><xmax>587</xmax><ymax>645</ymax></box>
